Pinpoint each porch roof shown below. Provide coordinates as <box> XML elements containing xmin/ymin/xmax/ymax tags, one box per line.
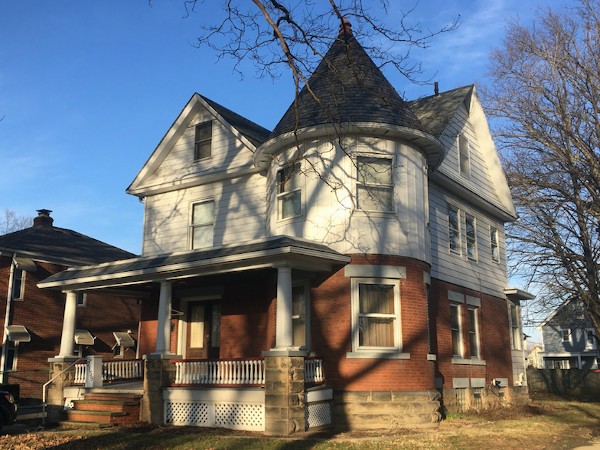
<box><xmin>37</xmin><ymin>236</ymin><xmax>350</xmax><ymax>291</ymax></box>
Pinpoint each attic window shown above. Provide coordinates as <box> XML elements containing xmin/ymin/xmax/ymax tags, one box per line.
<box><xmin>458</xmin><ymin>134</ymin><xmax>470</xmax><ymax>178</ymax></box>
<box><xmin>194</xmin><ymin>121</ymin><xmax>212</xmax><ymax>161</ymax></box>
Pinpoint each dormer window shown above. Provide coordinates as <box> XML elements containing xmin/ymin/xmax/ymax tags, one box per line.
<box><xmin>277</xmin><ymin>164</ymin><xmax>302</xmax><ymax>220</ymax></box>
<box><xmin>356</xmin><ymin>156</ymin><xmax>393</xmax><ymax>212</ymax></box>
<box><xmin>458</xmin><ymin>134</ymin><xmax>470</xmax><ymax>178</ymax></box>
<box><xmin>194</xmin><ymin>121</ymin><xmax>212</xmax><ymax>161</ymax></box>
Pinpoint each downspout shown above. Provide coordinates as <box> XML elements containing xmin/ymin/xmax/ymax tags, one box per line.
<box><xmin>0</xmin><ymin>252</ymin><xmax>17</xmax><ymax>384</ymax></box>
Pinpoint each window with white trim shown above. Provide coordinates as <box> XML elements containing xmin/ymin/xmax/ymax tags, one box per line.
<box><xmin>11</xmin><ymin>269</ymin><xmax>25</xmax><ymax>301</ymax></box>
<box><xmin>351</xmin><ymin>278</ymin><xmax>401</xmax><ymax>351</ymax></box>
<box><xmin>490</xmin><ymin>226</ymin><xmax>499</xmax><ymax>262</ymax></box>
<box><xmin>585</xmin><ymin>329</ymin><xmax>596</xmax><ymax>350</ymax></box>
<box><xmin>448</xmin><ymin>204</ymin><xmax>461</xmax><ymax>254</ymax></box>
<box><xmin>450</xmin><ymin>303</ymin><xmax>463</xmax><ymax>357</ymax></box>
<box><xmin>194</xmin><ymin>121</ymin><xmax>212</xmax><ymax>160</ymax></box>
<box><xmin>458</xmin><ymin>134</ymin><xmax>470</xmax><ymax>178</ymax></box>
<box><xmin>190</xmin><ymin>200</ymin><xmax>215</xmax><ymax>249</ymax></box>
<box><xmin>510</xmin><ymin>303</ymin><xmax>522</xmax><ymax>350</ymax></box>
<box><xmin>76</xmin><ymin>292</ymin><xmax>87</xmax><ymax>307</ymax></box>
<box><xmin>277</xmin><ymin>163</ymin><xmax>302</xmax><ymax>220</ymax></box>
<box><xmin>292</xmin><ymin>283</ymin><xmax>309</xmax><ymax>349</ymax></box>
<box><xmin>560</xmin><ymin>328</ymin><xmax>571</xmax><ymax>344</ymax></box>
<box><xmin>465</xmin><ymin>213</ymin><xmax>477</xmax><ymax>260</ymax></box>
<box><xmin>468</xmin><ymin>307</ymin><xmax>480</xmax><ymax>358</ymax></box>
<box><xmin>356</xmin><ymin>156</ymin><xmax>393</xmax><ymax>212</ymax></box>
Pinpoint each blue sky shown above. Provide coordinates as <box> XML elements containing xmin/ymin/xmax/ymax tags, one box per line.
<box><xmin>0</xmin><ymin>0</ymin><xmax>568</xmax><ymax>254</ymax></box>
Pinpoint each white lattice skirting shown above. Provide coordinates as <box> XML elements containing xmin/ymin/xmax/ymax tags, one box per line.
<box><xmin>305</xmin><ymin>386</ymin><xmax>333</xmax><ymax>429</ymax></box>
<box><xmin>163</xmin><ymin>387</ymin><xmax>265</xmax><ymax>431</ymax></box>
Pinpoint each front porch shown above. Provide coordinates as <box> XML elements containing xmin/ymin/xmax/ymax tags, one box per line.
<box><xmin>50</xmin><ymin>354</ymin><xmax>332</xmax><ymax>432</ymax></box>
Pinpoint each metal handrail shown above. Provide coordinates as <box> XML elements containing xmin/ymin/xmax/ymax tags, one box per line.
<box><xmin>42</xmin><ymin>358</ymin><xmax>84</xmax><ymax>427</ymax></box>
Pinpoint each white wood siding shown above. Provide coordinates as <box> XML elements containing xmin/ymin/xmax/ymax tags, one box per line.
<box><xmin>153</xmin><ymin>110</ymin><xmax>255</xmax><ymax>183</ymax></box>
<box><xmin>436</xmin><ymin>103</ymin><xmax>503</xmax><ymax>208</ymax></box>
<box><xmin>268</xmin><ymin>136</ymin><xmax>430</xmax><ymax>261</ymax></box>
<box><xmin>142</xmin><ymin>173</ymin><xmax>267</xmax><ymax>256</ymax></box>
<box><xmin>429</xmin><ymin>183</ymin><xmax>508</xmax><ymax>297</ymax></box>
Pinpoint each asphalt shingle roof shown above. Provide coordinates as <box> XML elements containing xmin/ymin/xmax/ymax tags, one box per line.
<box><xmin>409</xmin><ymin>85</ymin><xmax>474</xmax><ymax>138</ymax></box>
<box><xmin>0</xmin><ymin>217</ymin><xmax>136</xmax><ymax>265</ymax></box>
<box><xmin>201</xmin><ymin>95</ymin><xmax>271</xmax><ymax>147</ymax></box>
<box><xmin>270</xmin><ymin>33</ymin><xmax>423</xmax><ymax>138</ymax></box>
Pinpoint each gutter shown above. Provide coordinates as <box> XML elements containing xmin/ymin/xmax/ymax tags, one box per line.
<box><xmin>0</xmin><ymin>252</ymin><xmax>16</xmax><ymax>384</ymax></box>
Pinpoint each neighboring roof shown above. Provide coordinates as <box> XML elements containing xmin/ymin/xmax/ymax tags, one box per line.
<box><xmin>38</xmin><ymin>236</ymin><xmax>350</xmax><ymax>291</ymax></box>
<box><xmin>409</xmin><ymin>85</ymin><xmax>474</xmax><ymax>138</ymax></box>
<box><xmin>270</xmin><ymin>33</ymin><xmax>424</xmax><ymax>138</ymax></box>
<box><xmin>0</xmin><ymin>211</ymin><xmax>136</xmax><ymax>266</ymax></box>
<box><xmin>200</xmin><ymin>95</ymin><xmax>271</xmax><ymax>147</ymax></box>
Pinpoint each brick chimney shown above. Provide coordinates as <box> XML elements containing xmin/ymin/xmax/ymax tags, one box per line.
<box><xmin>33</xmin><ymin>209</ymin><xmax>54</xmax><ymax>228</ymax></box>
<box><xmin>339</xmin><ymin>17</ymin><xmax>352</xmax><ymax>36</ymax></box>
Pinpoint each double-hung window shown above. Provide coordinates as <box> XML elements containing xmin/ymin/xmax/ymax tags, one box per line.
<box><xmin>277</xmin><ymin>164</ymin><xmax>302</xmax><ymax>220</ymax></box>
<box><xmin>11</xmin><ymin>269</ymin><xmax>25</xmax><ymax>301</ymax></box>
<box><xmin>585</xmin><ymin>329</ymin><xmax>597</xmax><ymax>350</ymax></box>
<box><xmin>194</xmin><ymin>121</ymin><xmax>212</xmax><ymax>161</ymax></box>
<box><xmin>356</xmin><ymin>156</ymin><xmax>393</xmax><ymax>212</ymax></box>
<box><xmin>465</xmin><ymin>213</ymin><xmax>477</xmax><ymax>260</ymax></box>
<box><xmin>510</xmin><ymin>303</ymin><xmax>521</xmax><ymax>350</ymax></box>
<box><xmin>561</xmin><ymin>328</ymin><xmax>571</xmax><ymax>344</ymax></box>
<box><xmin>450</xmin><ymin>303</ymin><xmax>463</xmax><ymax>357</ymax></box>
<box><xmin>458</xmin><ymin>134</ymin><xmax>470</xmax><ymax>178</ymax></box>
<box><xmin>490</xmin><ymin>226</ymin><xmax>499</xmax><ymax>262</ymax></box>
<box><xmin>468</xmin><ymin>307</ymin><xmax>480</xmax><ymax>358</ymax></box>
<box><xmin>448</xmin><ymin>204</ymin><xmax>461</xmax><ymax>254</ymax></box>
<box><xmin>190</xmin><ymin>200</ymin><xmax>215</xmax><ymax>249</ymax></box>
<box><xmin>292</xmin><ymin>283</ymin><xmax>309</xmax><ymax>348</ymax></box>
<box><xmin>351</xmin><ymin>278</ymin><xmax>400</xmax><ymax>351</ymax></box>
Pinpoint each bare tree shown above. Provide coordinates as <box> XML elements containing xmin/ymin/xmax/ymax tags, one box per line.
<box><xmin>181</xmin><ymin>1</ymin><xmax>459</xmax><ymax>99</ymax></box>
<box><xmin>484</xmin><ymin>0</ymin><xmax>600</xmax><ymax>333</ymax></box>
<box><xmin>1</xmin><ymin>209</ymin><xmax>32</xmax><ymax>235</ymax></box>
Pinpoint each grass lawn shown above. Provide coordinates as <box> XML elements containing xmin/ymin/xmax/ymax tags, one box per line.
<box><xmin>1</xmin><ymin>399</ymin><xmax>599</xmax><ymax>449</ymax></box>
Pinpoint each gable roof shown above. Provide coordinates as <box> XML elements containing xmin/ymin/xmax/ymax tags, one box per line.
<box><xmin>0</xmin><ymin>211</ymin><xmax>135</xmax><ymax>266</ymax></box>
<box><xmin>270</xmin><ymin>33</ymin><xmax>424</xmax><ymax>138</ymax></box>
<box><xmin>200</xmin><ymin>95</ymin><xmax>271</xmax><ymax>147</ymax></box>
<box><xmin>127</xmin><ymin>94</ymin><xmax>271</xmax><ymax>196</ymax></box>
<box><xmin>409</xmin><ymin>85</ymin><xmax>475</xmax><ymax>138</ymax></box>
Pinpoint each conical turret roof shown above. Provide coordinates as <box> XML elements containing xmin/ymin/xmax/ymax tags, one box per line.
<box><xmin>270</xmin><ymin>29</ymin><xmax>423</xmax><ymax>138</ymax></box>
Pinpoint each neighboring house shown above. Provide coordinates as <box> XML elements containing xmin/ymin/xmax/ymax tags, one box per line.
<box><xmin>0</xmin><ymin>210</ymin><xmax>141</xmax><ymax>402</ymax></box>
<box><xmin>526</xmin><ymin>343</ymin><xmax>544</xmax><ymax>368</ymax></box>
<box><xmin>39</xmin><ymin>24</ymin><xmax>531</xmax><ymax>434</ymax></box>
<box><xmin>538</xmin><ymin>298</ymin><xmax>599</xmax><ymax>369</ymax></box>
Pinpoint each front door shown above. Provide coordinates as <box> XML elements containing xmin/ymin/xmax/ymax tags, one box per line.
<box><xmin>186</xmin><ymin>301</ymin><xmax>221</xmax><ymax>359</ymax></box>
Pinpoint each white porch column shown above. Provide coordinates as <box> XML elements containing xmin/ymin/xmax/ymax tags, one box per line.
<box><xmin>58</xmin><ymin>291</ymin><xmax>77</xmax><ymax>357</ymax></box>
<box><xmin>275</xmin><ymin>266</ymin><xmax>293</xmax><ymax>349</ymax></box>
<box><xmin>155</xmin><ymin>281</ymin><xmax>172</xmax><ymax>355</ymax></box>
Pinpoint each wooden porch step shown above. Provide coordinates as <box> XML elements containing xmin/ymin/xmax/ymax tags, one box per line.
<box><xmin>83</xmin><ymin>393</ymin><xmax>142</xmax><ymax>402</ymax></box>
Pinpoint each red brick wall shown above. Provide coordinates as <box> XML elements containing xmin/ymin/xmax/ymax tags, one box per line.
<box><xmin>431</xmin><ymin>279</ymin><xmax>512</xmax><ymax>387</ymax></box>
<box><xmin>0</xmin><ymin>257</ymin><xmax>141</xmax><ymax>401</ymax></box>
<box><xmin>312</xmin><ymin>255</ymin><xmax>435</xmax><ymax>392</ymax></box>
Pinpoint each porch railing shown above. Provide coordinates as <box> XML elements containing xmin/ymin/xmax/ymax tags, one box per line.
<box><xmin>305</xmin><ymin>357</ymin><xmax>325</xmax><ymax>384</ymax></box>
<box><xmin>103</xmin><ymin>359</ymin><xmax>143</xmax><ymax>382</ymax></box>
<box><xmin>171</xmin><ymin>357</ymin><xmax>325</xmax><ymax>386</ymax></box>
<box><xmin>73</xmin><ymin>359</ymin><xmax>143</xmax><ymax>385</ymax></box>
<box><xmin>173</xmin><ymin>358</ymin><xmax>265</xmax><ymax>385</ymax></box>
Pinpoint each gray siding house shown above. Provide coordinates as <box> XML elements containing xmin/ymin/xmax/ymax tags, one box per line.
<box><xmin>539</xmin><ymin>298</ymin><xmax>599</xmax><ymax>369</ymax></box>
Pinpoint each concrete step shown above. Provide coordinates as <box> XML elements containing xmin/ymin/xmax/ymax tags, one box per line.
<box><xmin>59</xmin><ymin>420</ymin><xmax>116</xmax><ymax>429</ymax></box>
<box><xmin>67</xmin><ymin>409</ymin><xmax>126</xmax><ymax>424</ymax></box>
